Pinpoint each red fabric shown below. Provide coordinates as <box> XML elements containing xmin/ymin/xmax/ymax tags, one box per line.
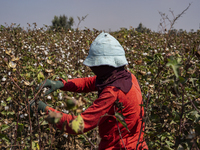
<box><xmin>47</xmin><ymin>74</ymin><xmax>148</xmax><ymax>150</ymax></box>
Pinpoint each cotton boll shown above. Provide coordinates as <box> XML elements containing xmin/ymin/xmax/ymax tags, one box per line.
<box><xmin>2</xmin><ymin>77</ymin><xmax>6</xmax><ymax>82</ymax></box>
<box><xmin>68</xmin><ymin>75</ymin><xmax>72</xmax><ymax>79</ymax></box>
<box><xmin>60</xmin><ymin>103</ymin><xmax>64</xmax><ymax>107</ymax></box>
<box><xmin>44</xmin><ymin>51</ymin><xmax>48</xmax><ymax>55</ymax></box>
<box><xmin>143</xmin><ymin>53</ymin><xmax>148</xmax><ymax>56</ymax></box>
<box><xmin>47</xmin><ymin>96</ymin><xmax>51</xmax><ymax>100</ymax></box>
<box><xmin>39</xmin><ymin>63</ymin><xmax>43</xmax><ymax>67</ymax></box>
<box><xmin>147</xmin><ymin>71</ymin><xmax>151</xmax><ymax>75</ymax></box>
<box><xmin>4</xmin><ymin>106</ymin><xmax>9</xmax><ymax>110</ymax></box>
<box><xmin>62</xmin><ymin>109</ymin><xmax>69</xmax><ymax>114</ymax></box>
<box><xmin>58</xmin><ymin>93</ymin><xmax>63</xmax><ymax>100</ymax></box>
<box><xmin>43</xmin><ymin>88</ymin><xmax>48</xmax><ymax>93</ymax></box>
<box><xmin>63</xmin><ymin>134</ymin><xmax>68</xmax><ymax>138</ymax></box>
<box><xmin>4</xmin><ymin>120</ymin><xmax>8</xmax><ymax>124</ymax></box>
<box><xmin>20</xmin><ymin>114</ymin><xmax>24</xmax><ymax>118</ymax></box>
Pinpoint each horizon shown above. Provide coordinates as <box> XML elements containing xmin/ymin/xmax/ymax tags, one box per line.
<box><xmin>0</xmin><ymin>0</ymin><xmax>199</xmax><ymax>32</ymax></box>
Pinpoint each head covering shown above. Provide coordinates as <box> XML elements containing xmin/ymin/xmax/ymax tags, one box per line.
<box><xmin>95</xmin><ymin>66</ymin><xmax>132</xmax><ymax>96</ymax></box>
<box><xmin>83</xmin><ymin>32</ymin><xmax>128</xmax><ymax>67</ymax></box>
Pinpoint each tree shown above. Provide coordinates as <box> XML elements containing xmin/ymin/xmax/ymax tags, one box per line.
<box><xmin>135</xmin><ymin>23</ymin><xmax>151</xmax><ymax>33</ymax></box>
<box><xmin>51</xmin><ymin>15</ymin><xmax>74</xmax><ymax>31</ymax></box>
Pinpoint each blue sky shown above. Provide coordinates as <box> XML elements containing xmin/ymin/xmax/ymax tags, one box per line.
<box><xmin>0</xmin><ymin>0</ymin><xmax>199</xmax><ymax>32</ymax></box>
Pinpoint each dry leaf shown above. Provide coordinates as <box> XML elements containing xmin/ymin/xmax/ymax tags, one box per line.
<box><xmin>5</xmin><ymin>49</ymin><xmax>12</xmax><ymax>55</ymax></box>
<box><xmin>45</xmin><ymin>69</ymin><xmax>53</xmax><ymax>73</ymax></box>
<box><xmin>47</xmin><ymin>59</ymin><xmax>52</xmax><ymax>64</ymax></box>
<box><xmin>24</xmin><ymin>81</ymin><xmax>30</xmax><ymax>86</ymax></box>
<box><xmin>11</xmin><ymin>56</ymin><xmax>20</xmax><ymax>61</ymax></box>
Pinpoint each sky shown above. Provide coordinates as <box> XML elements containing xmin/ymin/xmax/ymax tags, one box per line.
<box><xmin>0</xmin><ymin>0</ymin><xmax>199</xmax><ymax>32</ymax></box>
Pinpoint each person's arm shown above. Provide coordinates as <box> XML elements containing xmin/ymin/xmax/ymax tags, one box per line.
<box><xmin>59</xmin><ymin>76</ymin><xmax>97</xmax><ymax>93</ymax></box>
<box><xmin>36</xmin><ymin>76</ymin><xmax>97</xmax><ymax>96</ymax></box>
<box><xmin>46</xmin><ymin>87</ymin><xmax>117</xmax><ymax>134</ymax></box>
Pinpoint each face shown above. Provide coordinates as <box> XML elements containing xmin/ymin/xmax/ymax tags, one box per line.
<box><xmin>90</xmin><ymin>65</ymin><xmax>116</xmax><ymax>78</ymax></box>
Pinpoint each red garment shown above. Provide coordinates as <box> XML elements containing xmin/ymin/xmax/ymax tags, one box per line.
<box><xmin>47</xmin><ymin>74</ymin><xmax>148</xmax><ymax>150</ymax></box>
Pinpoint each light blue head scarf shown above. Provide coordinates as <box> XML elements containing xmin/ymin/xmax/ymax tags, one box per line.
<box><xmin>83</xmin><ymin>32</ymin><xmax>128</xmax><ymax>67</ymax></box>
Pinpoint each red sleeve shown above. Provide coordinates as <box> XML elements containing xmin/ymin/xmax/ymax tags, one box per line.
<box><xmin>59</xmin><ymin>76</ymin><xmax>97</xmax><ymax>93</ymax></box>
<box><xmin>46</xmin><ymin>87</ymin><xmax>117</xmax><ymax>134</ymax></box>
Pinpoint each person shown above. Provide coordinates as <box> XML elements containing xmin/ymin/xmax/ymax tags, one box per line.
<box><xmin>31</xmin><ymin>32</ymin><xmax>148</xmax><ymax>150</ymax></box>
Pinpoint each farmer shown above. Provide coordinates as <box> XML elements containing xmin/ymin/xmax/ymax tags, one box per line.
<box><xmin>31</xmin><ymin>32</ymin><xmax>148</xmax><ymax>150</ymax></box>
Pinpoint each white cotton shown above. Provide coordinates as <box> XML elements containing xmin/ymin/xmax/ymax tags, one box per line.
<box><xmin>68</xmin><ymin>75</ymin><xmax>72</xmax><ymax>79</ymax></box>
<box><xmin>147</xmin><ymin>71</ymin><xmax>151</xmax><ymax>75</ymax></box>
<box><xmin>20</xmin><ymin>114</ymin><xmax>24</xmax><ymax>118</ymax></box>
<box><xmin>4</xmin><ymin>106</ymin><xmax>9</xmax><ymax>110</ymax></box>
<box><xmin>47</xmin><ymin>96</ymin><xmax>51</xmax><ymax>100</ymax></box>
<box><xmin>62</xmin><ymin>109</ymin><xmax>69</xmax><ymax>114</ymax></box>
<box><xmin>79</xmin><ymin>59</ymin><xmax>83</xmax><ymax>63</ymax></box>
<box><xmin>63</xmin><ymin>134</ymin><xmax>68</xmax><ymax>138</ymax></box>
<box><xmin>2</xmin><ymin>77</ymin><xmax>6</xmax><ymax>82</ymax></box>
<box><xmin>44</xmin><ymin>51</ymin><xmax>48</xmax><ymax>55</ymax></box>
<box><xmin>143</xmin><ymin>52</ymin><xmax>148</xmax><ymax>56</ymax></box>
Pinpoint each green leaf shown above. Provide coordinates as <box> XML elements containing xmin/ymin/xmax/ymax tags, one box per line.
<box><xmin>1</xmin><ymin>124</ymin><xmax>10</xmax><ymax>131</ymax></box>
<box><xmin>189</xmin><ymin>78</ymin><xmax>198</xmax><ymax>87</ymax></box>
<box><xmin>165</xmin><ymin>140</ymin><xmax>174</xmax><ymax>147</ymax></box>
<box><xmin>41</xmin><ymin>120</ymin><xmax>49</xmax><ymax>126</ymax></box>
<box><xmin>1</xmin><ymin>111</ymin><xmax>15</xmax><ymax>115</ymax></box>
<box><xmin>166</xmin><ymin>57</ymin><xmax>181</xmax><ymax>78</ymax></box>
<box><xmin>6</xmin><ymin>96</ymin><xmax>12</xmax><ymax>101</ymax></box>
<box><xmin>69</xmin><ymin>115</ymin><xmax>84</xmax><ymax>133</ymax></box>
<box><xmin>189</xmin><ymin>110</ymin><xmax>200</xmax><ymax>122</ymax></box>
<box><xmin>115</xmin><ymin>112</ymin><xmax>130</xmax><ymax>132</ymax></box>
<box><xmin>1</xmin><ymin>101</ymin><xmax>7</xmax><ymax>107</ymax></box>
<box><xmin>178</xmin><ymin>76</ymin><xmax>186</xmax><ymax>84</ymax></box>
<box><xmin>37</xmin><ymin>72</ymin><xmax>45</xmax><ymax>83</ymax></box>
<box><xmin>32</xmin><ymin>141</ymin><xmax>40</xmax><ymax>150</ymax></box>
<box><xmin>0</xmin><ymin>133</ymin><xmax>10</xmax><ymax>142</ymax></box>
<box><xmin>177</xmin><ymin>144</ymin><xmax>184</xmax><ymax>150</ymax></box>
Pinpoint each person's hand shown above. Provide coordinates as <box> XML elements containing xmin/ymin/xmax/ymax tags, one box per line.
<box><xmin>44</xmin><ymin>111</ymin><xmax>62</xmax><ymax>124</ymax></box>
<box><xmin>29</xmin><ymin>99</ymin><xmax>47</xmax><ymax>114</ymax></box>
<box><xmin>37</xmin><ymin>79</ymin><xmax>64</xmax><ymax>96</ymax></box>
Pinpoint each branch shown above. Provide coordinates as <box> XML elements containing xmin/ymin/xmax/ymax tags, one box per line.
<box><xmin>76</xmin><ymin>14</ymin><xmax>88</xmax><ymax>29</ymax></box>
<box><xmin>114</xmin><ymin>106</ymin><xmax>127</xmax><ymax>150</ymax></box>
<box><xmin>180</xmin><ymin>84</ymin><xmax>200</xmax><ymax>114</ymax></box>
<box><xmin>136</xmin><ymin>92</ymin><xmax>150</xmax><ymax>150</ymax></box>
<box><xmin>82</xmin><ymin>132</ymin><xmax>96</xmax><ymax>149</ymax></box>
<box><xmin>169</xmin><ymin>3</ymin><xmax>192</xmax><ymax>31</ymax></box>
<box><xmin>10</xmin><ymin>77</ymin><xmax>23</xmax><ymax>91</ymax></box>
